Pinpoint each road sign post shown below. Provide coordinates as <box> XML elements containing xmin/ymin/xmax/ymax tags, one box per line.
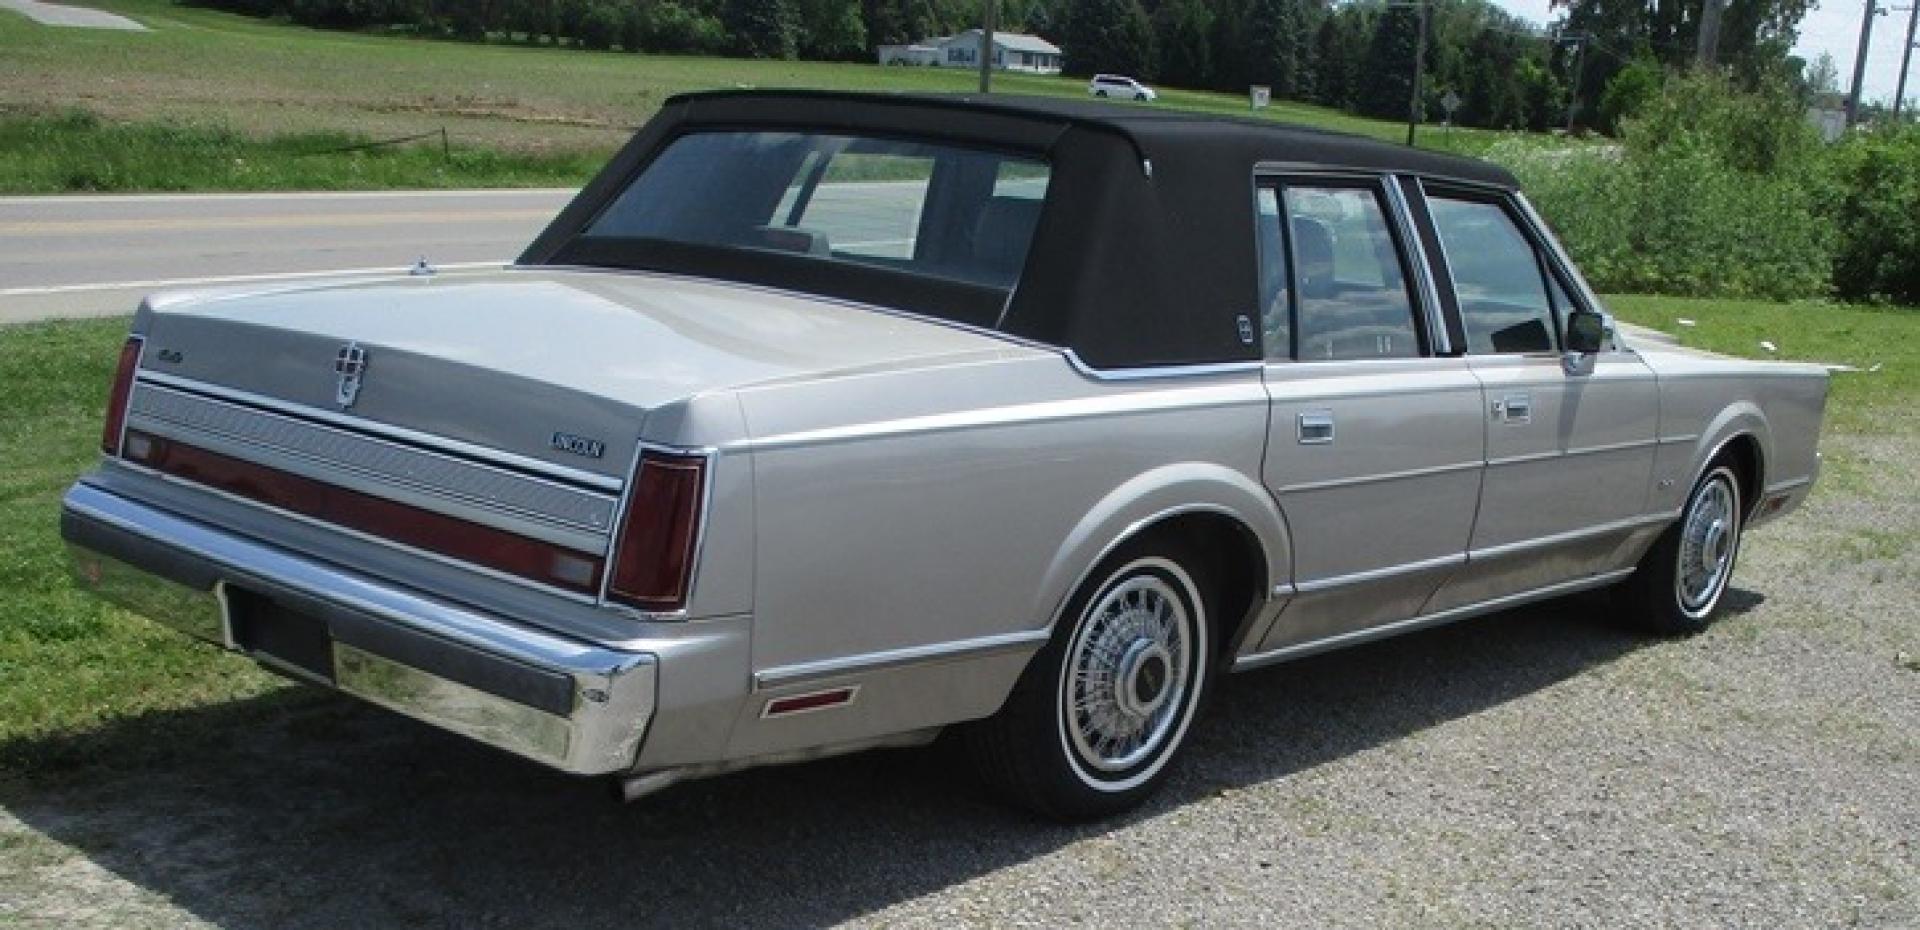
<box><xmin>1440</xmin><ymin>90</ymin><xmax>1461</xmax><ymax>145</ymax></box>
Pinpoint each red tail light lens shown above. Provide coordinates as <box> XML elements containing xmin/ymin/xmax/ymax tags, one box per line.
<box><xmin>608</xmin><ymin>452</ymin><xmax>708</xmax><ymax>612</ymax></box>
<box><xmin>122</xmin><ymin>430</ymin><xmax>606</xmax><ymax>595</ymax></box>
<box><xmin>100</xmin><ymin>335</ymin><xmax>144</xmax><ymax>455</ymax></box>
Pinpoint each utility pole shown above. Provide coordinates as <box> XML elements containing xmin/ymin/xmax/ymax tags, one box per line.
<box><xmin>1407</xmin><ymin>1</ymin><xmax>1427</xmax><ymax>146</ymax></box>
<box><xmin>1562</xmin><ymin>32</ymin><xmax>1586</xmax><ymax>133</ymax></box>
<box><xmin>1896</xmin><ymin>4</ymin><xmax>1918</xmax><ymax>119</ymax></box>
<box><xmin>1696</xmin><ymin>0</ymin><xmax>1726</xmax><ymax>65</ymax></box>
<box><xmin>978</xmin><ymin>0</ymin><xmax>997</xmax><ymax>94</ymax></box>
<box><xmin>1848</xmin><ymin>0</ymin><xmax>1886</xmax><ymax>124</ymax></box>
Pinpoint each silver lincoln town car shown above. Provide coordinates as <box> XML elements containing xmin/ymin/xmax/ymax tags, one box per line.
<box><xmin>62</xmin><ymin>91</ymin><xmax>1828</xmax><ymax>820</ymax></box>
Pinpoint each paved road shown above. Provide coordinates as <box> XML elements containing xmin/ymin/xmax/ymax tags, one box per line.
<box><xmin>0</xmin><ymin>190</ymin><xmax>574</xmax><ymax>323</ymax></box>
<box><xmin>0</xmin><ymin>0</ymin><xmax>145</xmax><ymax>30</ymax></box>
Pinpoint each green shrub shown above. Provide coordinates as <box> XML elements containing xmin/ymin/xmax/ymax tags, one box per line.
<box><xmin>1829</xmin><ymin>124</ymin><xmax>1920</xmax><ymax>305</ymax></box>
<box><xmin>1489</xmin><ymin>140</ymin><xmax>1635</xmax><ymax>285</ymax></box>
<box><xmin>575</xmin><ymin>2</ymin><xmax>622</xmax><ymax>51</ymax></box>
<box><xmin>1598</xmin><ymin>59</ymin><xmax>1662</xmax><ymax>135</ymax></box>
<box><xmin>1623</xmin><ymin>70</ymin><xmax>1820</xmax><ymax>175</ymax></box>
<box><xmin>639</xmin><ymin>2</ymin><xmax>726</xmax><ymax>54</ymax></box>
<box><xmin>1494</xmin><ymin>71</ymin><xmax>1836</xmax><ymax>302</ymax></box>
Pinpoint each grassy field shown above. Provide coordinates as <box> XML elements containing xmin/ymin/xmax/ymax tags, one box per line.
<box><xmin>0</xmin><ymin>0</ymin><xmax>1509</xmax><ymax>192</ymax></box>
<box><xmin>0</xmin><ymin>318</ymin><xmax>291</xmax><ymax>781</ymax></box>
<box><xmin>0</xmin><ymin>110</ymin><xmax>604</xmax><ymax>193</ymax></box>
<box><xmin>0</xmin><ymin>297</ymin><xmax>1911</xmax><ymax>781</ymax></box>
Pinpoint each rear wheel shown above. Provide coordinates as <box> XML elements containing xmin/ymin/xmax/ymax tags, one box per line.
<box><xmin>967</xmin><ymin>537</ymin><xmax>1214</xmax><ymax>820</ymax></box>
<box><xmin>1618</xmin><ymin>463</ymin><xmax>1743</xmax><ymax>635</ymax></box>
<box><xmin>1095</xmin><ymin>88</ymin><xmax>1108</xmax><ymax>97</ymax></box>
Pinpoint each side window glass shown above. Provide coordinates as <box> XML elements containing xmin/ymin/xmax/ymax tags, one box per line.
<box><xmin>1285</xmin><ymin>186</ymin><xmax>1421</xmax><ymax>361</ymax></box>
<box><xmin>1429</xmin><ymin>196</ymin><xmax>1557</xmax><ymax>354</ymax></box>
<box><xmin>1254</xmin><ymin>186</ymin><xmax>1291</xmax><ymax>360</ymax></box>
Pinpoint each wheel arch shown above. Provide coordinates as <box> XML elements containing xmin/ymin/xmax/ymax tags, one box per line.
<box><xmin>1032</xmin><ymin>464</ymin><xmax>1290</xmax><ymax>662</ymax></box>
<box><xmin>1693</xmin><ymin>404</ymin><xmax>1770</xmax><ymax>519</ymax></box>
<box><xmin>1714</xmin><ymin>434</ymin><xmax>1764</xmax><ymax>519</ymax></box>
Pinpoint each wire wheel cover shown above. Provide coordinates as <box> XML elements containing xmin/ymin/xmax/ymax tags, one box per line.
<box><xmin>1062</xmin><ymin>572</ymin><xmax>1194</xmax><ymax>774</ymax></box>
<box><xmin>1677</xmin><ymin>474</ymin><xmax>1738</xmax><ymax>614</ymax></box>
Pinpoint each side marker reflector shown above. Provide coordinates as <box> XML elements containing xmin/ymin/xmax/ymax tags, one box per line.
<box><xmin>762</xmin><ymin>687</ymin><xmax>859</xmax><ymax>718</ymax></box>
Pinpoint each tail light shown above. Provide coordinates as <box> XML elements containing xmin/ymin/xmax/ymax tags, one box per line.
<box><xmin>122</xmin><ymin>429</ymin><xmax>608</xmax><ymax>595</ymax></box>
<box><xmin>607</xmin><ymin>451</ymin><xmax>708</xmax><ymax>612</ymax></box>
<box><xmin>100</xmin><ymin>335</ymin><xmax>144</xmax><ymax>455</ymax></box>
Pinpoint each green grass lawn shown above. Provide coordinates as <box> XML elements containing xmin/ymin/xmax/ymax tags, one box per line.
<box><xmin>0</xmin><ymin>319</ymin><xmax>288</xmax><ymax>781</ymax></box>
<box><xmin>0</xmin><ymin>0</ymin><xmax>1510</xmax><ymax>192</ymax></box>
<box><xmin>0</xmin><ymin>298</ymin><xmax>1913</xmax><ymax>782</ymax></box>
<box><xmin>0</xmin><ymin>110</ymin><xmax>604</xmax><ymax>193</ymax></box>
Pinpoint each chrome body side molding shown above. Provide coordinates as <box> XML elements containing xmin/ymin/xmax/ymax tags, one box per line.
<box><xmin>1234</xmin><ymin>568</ymin><xmax>1635</xmax><ymax>672</ymax></box>
<box><xmin>734</xmin><ymin>377</ymin><xmax>1268</xmax><ymax>453</ymax></box>
<box><xmin>1062</xmin><ymin>352</ymin><xmax>1265</xmax><ymax>382</ymax></box>
<box><xmin>753</xmin><ymin>629</ymin><xmax>1051</xmax><ymax>691</ymax></box>
<box><xmin>1292</xmin><ymin>552</ymin><xmax>1468</xmax><ymax>595</ymax></box>
<box><xmin>1467</xmin><ymin>512</ymin><xmax>1677</xmax><ymax>563</ymax></box>
<box><xmin>1273</xmin><ymin>459</ymin><xmax>1481</xmax><ymax>495</ymax></box>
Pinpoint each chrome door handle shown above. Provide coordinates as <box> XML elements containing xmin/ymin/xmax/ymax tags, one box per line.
<box><xmin>1298</xmin><ymin>410</ymin><xmax>1335</xmax><ymax>444</ymax></box>
<box><xmin>1494</xmin><ymin>393</ymin><xmax>1532</xmax><ymax>424</ymax></box>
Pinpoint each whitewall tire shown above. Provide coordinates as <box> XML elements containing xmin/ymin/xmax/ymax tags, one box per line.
<box><xmin>967</xmin><ymin>538</ymin><xmax>1215</xmax><ymax>820</ymax></box>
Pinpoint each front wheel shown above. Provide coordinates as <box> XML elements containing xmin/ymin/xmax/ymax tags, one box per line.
<box><xmin>1618</xmin><ymin>463</ymin><xmax>1743</xmax><ymax>635</ymax></box>
<box><xmin>966</xmin><ymin>538</ymin><xmax>1214</xmax><ymax>820</ymax></box>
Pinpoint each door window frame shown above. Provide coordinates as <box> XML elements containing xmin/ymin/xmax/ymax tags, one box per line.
<box><xmin>1411</xmin><ymin>179</ymin><xmax>1597</xmax><ymax>358</ymax></box>
<box><xmin>1251</xmin><ymin>169</ymin><xmax>1438</xmax><ymax>363</ymax></box>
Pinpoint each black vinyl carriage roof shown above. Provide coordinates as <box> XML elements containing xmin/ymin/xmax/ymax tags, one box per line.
<box><xmin>522</xmin><ymin>90</ymin><xmax>1520</xmax><ymax>369</ymax></box>
<box><xmin>657</xmin><ymin>89</ymin><xmax>1517</xmax><ymax>187</ymax></box>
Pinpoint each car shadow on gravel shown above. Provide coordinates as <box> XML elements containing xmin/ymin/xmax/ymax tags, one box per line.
<box><xmin>1</xmin><ymin>591</ymin><xmax>1708</xmax><ymax>929</ymax></box>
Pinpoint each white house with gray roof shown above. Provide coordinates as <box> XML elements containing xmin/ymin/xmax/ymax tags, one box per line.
<box><xmin>877</xmin><ymin>30</ymin><xmax>1062</xmax><ymax>74</ymax></box>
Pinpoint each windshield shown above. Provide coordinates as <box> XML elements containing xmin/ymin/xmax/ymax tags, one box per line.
<box><xmin>565</xmin><ymin>130</ymin><xmax>1051</xmax><ymax>327</ymax></box>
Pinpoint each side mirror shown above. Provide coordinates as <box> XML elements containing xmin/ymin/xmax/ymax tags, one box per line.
<box><xmin>1565</xmin><ymin>310</ymin><xmax>1606</xmax><ymax>354</ymax></box>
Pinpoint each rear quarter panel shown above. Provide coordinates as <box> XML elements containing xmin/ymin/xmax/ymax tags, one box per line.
<box><xmin>1640</xmin><ymin>348</ymin><xmax>1829</xmax><ymax>518</ymax></box>
<box><xmin>720</xmin><ymin>354</ymin><xmax>1281</xmax><ymax>757</ymax></box>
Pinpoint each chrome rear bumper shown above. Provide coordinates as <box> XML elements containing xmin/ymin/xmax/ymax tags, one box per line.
<box><xmin>61</xmin><ymin>481</ymin><xmax>656</xmax><ymax>776</ymax></box>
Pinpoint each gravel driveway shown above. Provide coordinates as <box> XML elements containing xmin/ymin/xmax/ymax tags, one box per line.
<box><xmin>1</xmin><ymin>426</ymin><xmax>1913</xmax><ymax>928</ymax></box>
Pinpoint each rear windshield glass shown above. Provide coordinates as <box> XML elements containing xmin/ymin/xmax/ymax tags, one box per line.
<box><xmin>572</xmin><ymin>131</ymin><xmax>1051</xmax><ymax>318</ymax></box>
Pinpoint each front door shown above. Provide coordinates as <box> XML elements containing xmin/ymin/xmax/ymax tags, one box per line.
<box><xmin>1250</xmin><ymin>177</ymin><xmax>1485</xmax><ymax>657</ymax></box>
<box><xmin>1412</xmin><ymin>186</ymin><xmax>1660</xmax><ymax>611</ymax></box>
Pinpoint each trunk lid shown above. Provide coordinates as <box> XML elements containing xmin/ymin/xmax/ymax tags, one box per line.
<box><xmin>137</xmin><ymin>267</ymin><xmax>1025</xmax><ymax>475</ymax></box>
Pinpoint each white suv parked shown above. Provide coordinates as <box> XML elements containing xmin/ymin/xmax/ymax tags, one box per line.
<box><xmin>1088</xmin><ymin>74</ymin><xmax>1156</xmax><ymax>101</ymax></box>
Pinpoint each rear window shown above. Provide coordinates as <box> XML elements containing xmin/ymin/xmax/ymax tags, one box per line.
<box><xmin>576</xmin><ymin>131</ymin><xmax>1051</xmax><ymax>306</ymax></box>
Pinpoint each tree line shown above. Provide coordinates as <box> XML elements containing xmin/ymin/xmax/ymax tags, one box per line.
<box><xmin>1056</xmin><ymin>0</ymin><xmax>1813</xmax><ymax>132</ymax></box>
<box><xmin>186</xmin><ymin>0</ymin><xmax>1815</xmax><ymax>134</ymax></box>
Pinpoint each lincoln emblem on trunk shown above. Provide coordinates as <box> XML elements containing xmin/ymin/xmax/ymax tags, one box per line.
<box><xmin>333</xmin><ymin>342</ymin><xmax>368</xmax><ymax>408</ymax></box>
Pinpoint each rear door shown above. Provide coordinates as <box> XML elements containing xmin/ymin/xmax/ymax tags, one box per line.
<box><xmin>1250</xmin><ymin>175</ymin><xmax>1485</xmax><ymax>658</ymax></box>
<box><xmin>1410</xmin><ymin>183</ymin><xmax>1660</xmax><ymax>612</ymax></box>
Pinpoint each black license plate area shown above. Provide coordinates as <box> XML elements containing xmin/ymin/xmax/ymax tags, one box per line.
<box><xmin>226</xmin><ymin>588</ymin><xmax>335</xmax><ymax>682</ymax></box>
